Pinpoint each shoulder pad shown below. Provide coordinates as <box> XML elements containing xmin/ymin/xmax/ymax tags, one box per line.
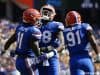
<box><xmin>54</xmin><ymin>21</ymin><xmax>64</xmax><ymax>30</ymax></box>
<box><xmin>82</xmin><ymin>23</ymin><xmax>93</xmax><ymax>30</ymax></box>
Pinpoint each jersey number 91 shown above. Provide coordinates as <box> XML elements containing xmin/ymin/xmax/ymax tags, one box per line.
<box><xmin>66</xmin><ymin>30</ymin><xmax>81</xmax><ymax>47</ymax></box>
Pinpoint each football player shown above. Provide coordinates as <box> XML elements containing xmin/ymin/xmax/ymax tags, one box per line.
<box><xmin>37</xmin><ymin>4</ymin><xmax>65</xmax><ymax>75</ymax></box>
<box><xmin>63</xmin><ymin>11</ymin><xmax>100</xmax><ymax>75</ymax></box>
<box><xmin>1</xmin><ymin>8</ymin><xmax>41</xmax><ymax>75</ymax></box>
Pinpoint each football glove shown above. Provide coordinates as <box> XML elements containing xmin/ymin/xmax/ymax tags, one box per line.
<box><xmin>10</xmin><ymin>50</ymin><xmax>16</xmax><ymax>57</ymax></box>
<box><xmin>37</xmin><ymin>53</ymin><xmax>48</xmax><ymax>62</ymax></box>
<box><xmin>37</xmin><ymin>53</ymin><xmax>50</xmax><ymax>66</ymax></box>
<box><xmin>38</xmin><ymin>50</ymin><xmax>56</xmax><ymax>61</ymax></box>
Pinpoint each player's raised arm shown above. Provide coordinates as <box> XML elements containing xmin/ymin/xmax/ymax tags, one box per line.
<box><xmin>4</xmin><ymin>33</ymin><xmax>16</xmax><ymax>50</ymax></box>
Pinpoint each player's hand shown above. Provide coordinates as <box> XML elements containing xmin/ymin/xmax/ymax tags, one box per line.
<box><xmin>32</xmin><ymin>54</ymin><xmax>48</xmax><ymax>65</ymax></box>
<box><xmin>95</xmin><ymin>54</ymin><xmax>100</xmax><ymax>63</ymax></box>
<box><xmin>37</xmin><ymin>53</ymin><xmax>50</xmax><ymax>66</ymax></box>
<box><xmin>10</xmin><ymin>50</ymin><xmax>16</xmax><ymax>57</ymax></box>
<box><xmin>37</xmin><ymin>53</ymin><xmax>48</xmax><ymax>62</ymax></box>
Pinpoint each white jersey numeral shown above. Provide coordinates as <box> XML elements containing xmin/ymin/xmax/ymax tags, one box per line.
<box><xmin>42</xmin><ymin>31</ymin><xmax>52</xmax><ymax>43</ymax></box>
<box><xmin>66</xmin><ymin>30</ymin><xmax>81</xmax><ymax>47</ymax></box>
<box><xmin>17</xmin><ymin>32</ymin><xmax>24</xmax><ymax>49</ymax></box>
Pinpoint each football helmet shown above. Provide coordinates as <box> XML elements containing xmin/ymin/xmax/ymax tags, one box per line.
<box><xmin>23</xmin><ymin>8</ymin><xmax>41</xmax><ymax>25</ymax></box>
<box><xmin>65</xmin><ymin>11</ymin><xmax>81</xmax><ymax>26</ymax></box>
<box><xmin>40</xmin><ymin>4</ymin><xmax>56</xmax><ymax>21</ymax></box>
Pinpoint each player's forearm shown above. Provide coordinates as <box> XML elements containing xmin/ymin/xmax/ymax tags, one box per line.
<box><xmin>31</xmin><ymin>41</ymin><xmax>41</xmax><ymax>56</ymax></box>
<box><xmin>87</xmin><ymin>30</ymin><xmax>100</xmax><ymax>55</ymax></box>
<box><xmin>4</xmin><ymin>33</ymin><xmax>16</xmax><ymax>50</ymax></box>
<box><xmin>91</xmin><ymin>42</ymin><xmax>99</xmax><ymax>55</ymax></box>
<box><xmin>56</xmin><ymin>31</ymin><xmax>65</xmax><ymax>52</ymax></box>
<box><xmin>33</xmin><ymin>48</ymin><xmax>40</xmax><ymax>56</ymax></box>
<box><xmin>92</xmin><ymin>41</ymin><xmax>100</xmax><ymax>62</ymax></box>
<box><xmin>56</xmin><ymin>44</ymin><xmax>65</xmax><ymax>53</ymax></box>
<box><xmin>89</xmin><ymin>35</ymin><xmax>99</xmax><ymax>55</ymax></box>
<box><xmin>4</xmin><ymin>41</ymin><xmax>11</xmax><ymax>51</ymax></box>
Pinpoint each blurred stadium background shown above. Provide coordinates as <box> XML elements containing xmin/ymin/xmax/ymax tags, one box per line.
<box><xmin>0</xmin><ymin>0</ymin><xmax>100</xmax><ymax>75</ymax></box>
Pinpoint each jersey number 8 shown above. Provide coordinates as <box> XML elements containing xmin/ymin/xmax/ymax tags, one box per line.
<box><xmin>42</xmin><ymin>31</ymin><xmax>52</xmax><ymax>43</ymax></box>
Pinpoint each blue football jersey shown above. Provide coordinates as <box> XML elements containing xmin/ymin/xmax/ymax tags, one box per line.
<box><xmin>15</xmin><ymin>23</ymin><xmax>41</xmax><ymax>57</ymax></box>
<box><xmin>63</xmin><ymin>23</ymin><xmax>93</xmax><ymax>56</ymax></box>
<box><xmin>39</xmin><ymin>21</ymin><xmax>64</xmax><ymax>48</ymax></box>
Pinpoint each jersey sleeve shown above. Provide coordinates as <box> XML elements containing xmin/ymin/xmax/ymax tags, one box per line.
<box><xmin>32</xmin><ymin>28</ymin><xmax>41</xmax><ymax>41</ymax></box>
<box><xmin>56</xmin><ymin>22</ymin><xmax>64</xmax><ymax>31</ymax></box>
<box><xmin>83</xmin><ymin>23</ymin><xmax>93</xmax><ymax>31</ymax></box>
